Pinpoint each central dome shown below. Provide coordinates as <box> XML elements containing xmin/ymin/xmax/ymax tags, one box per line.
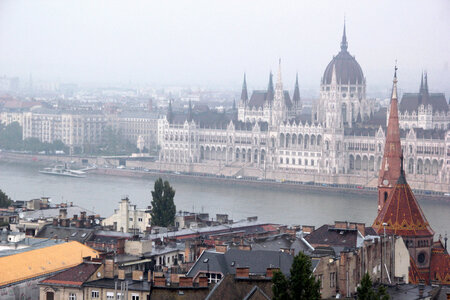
<box><xmin>322</xmin><ymin>26</ymin><xmax>364</xmax><ymax>85</ymax></box>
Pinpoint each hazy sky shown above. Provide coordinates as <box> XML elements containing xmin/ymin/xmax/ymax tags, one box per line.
<box><xmin>0</xmin><ymin>0</ymin><xmax>449</xmax><ymax>94</ymax></box>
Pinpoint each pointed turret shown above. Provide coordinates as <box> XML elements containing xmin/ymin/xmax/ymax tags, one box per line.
<box><xmin>167</xmin><ymin>99</ymin><xmax>173</xmax><ymax>123</ymax></box>
<box><xmin>240</xmin><ymin>73</ymin><xmax>248</xmax><ymax>103</ymax></box>
<box><xmin>340</xmin><ymin>20</ymin><xmax>348</xmax><ymax>52</ymax></box>
<box><xmin>187</xmin><ymin>99</ymin><xmax>193</xmax><ymax>122</ymax></box>
<box><xmin>275</xmin><ymin>58</ymin><xmax>283</xmax><ymax>93</ymax></box>
<box><xmin>266</xmin><ymin>72</ymin><xmax>274</xmax><ymax>103</ymax></box>
<box><xmin>377</xmin><ymin>65</ymin><xmax>402</xmax><ymax>212</ymax></box>
<box><xmin>423</xmin><ymin>71</ymin><xmax>429</xmax><ymax>94</ymax></box>
<box><xmin>293</xmin><ymin>73</ymin><xmax>300</xmax><ymax>104</ymax></box>
<box><xmin>419</xmin><ymin>72</ymin><xmax>424</xmax><ymax>93</ymax></box>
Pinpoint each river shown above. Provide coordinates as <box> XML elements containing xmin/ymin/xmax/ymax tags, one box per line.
<box><xmin>0</xmin><ymin>161</ymin><xmax>449</xmax><ymax>236</ymax></box>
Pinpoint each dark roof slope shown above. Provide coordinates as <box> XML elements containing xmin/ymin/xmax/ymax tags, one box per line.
<box><xmin>36</xmin><ymin>225</ymin><xmax>95</xmax><ymax>243</ymax></box>
<box><xmin>41</xmin><ymin>263</ymin><xmax>100</xmax><ymax>287</ymax></box>
<box><xmin>304</xmin><ymin>224</ymin><xmax>358</xmax><ymax>250</ymax></box>
<box><xmin>400</xmin><ymin>93</ymin><xmax>448</xmax><ymax>113</ymax></box>
<box><xmin>187</xmin><ymin>249</ymin><xmax>293</xmax><ymax>278</ymax></box>
<box><xmin>205</xmin><ymin>274</ymin><xmax>273</xmax><ymax>300</ymax></box>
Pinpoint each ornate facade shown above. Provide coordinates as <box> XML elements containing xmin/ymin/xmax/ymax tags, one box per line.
<box><xmin>157</xmin><ymin>25</ymin><xmax>450</xmax><ymax>191</ymax></box>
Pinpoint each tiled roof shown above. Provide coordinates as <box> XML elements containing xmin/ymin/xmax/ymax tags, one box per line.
<box><xmin>372</xmin><ymin>172</ymin><xmax>434</xmax><ymax>237</ymax></box>
<box><xmin>430</xmin><ymin>241</ymin><xmax>450</xmax><ymax>285</ymax></box>
<box><xmin>35</xmin><ymin>225</ymin><xmax>95</xmax><ymax>243</ymax></box>
<box><xmin>41</xmin><ymin>262</ymin><xmax>100</xmax><ymax>287</ymax></box>
<box><xmin>322</xmin><ymin>49</ymin><xmax>364</xmax><ymax>85</ymax></box>
<box><xmin>0</xmin><ymin>241</ymin><xmax>99</xmax><ymax>287</ymax></box>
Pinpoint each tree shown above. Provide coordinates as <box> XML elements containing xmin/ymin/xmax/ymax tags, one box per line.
<box><xmin>150</xmin><ymin>178</ymin><xmax>176</xmax><ymax>227</ymax></box>
<box><xmin>0</xmin><ymin>189</ymin><xmax>12</xmax><ymax>208</ymax></box>
<box><xmin>357</xmin><ymin>272</ymin><xmax>389</xmax><ymax>300</ymax></box>
<box><xmin>272</xmin><ymin>252</ymin><xmax>321</xmax><ymax>300</ymax></box>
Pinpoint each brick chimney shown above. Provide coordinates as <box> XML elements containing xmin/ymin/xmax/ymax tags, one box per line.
<box><xmin>118</xmin><ymin>269</ymin><xmax>125</xmax><ymax>280</ymax></box>
<box><xmin>153</xmin><ymin>276</ymin><xmax>166</xmax><ymax>287</ymax></box>
<box><xmin>132</xmin><ymin>270</ymin><xmax>144</xmax><ymax>281</ymax></box>
<box><xmin>236</xmin><ymin>267</ymin><xmax>249</xmax><ymax>278</ymax></box>
<box><xmin>179</xmin><ymin>277</ymin><xmax>193</xmax><ymax>287</ymax></box>
<box><xmin>104</xmin><ymin>259</ymin><xmax>114</xmax><ymax>279</ymax></box>
<box><xmin>266</xmin><ymin>267</ymin><xmax>280</xmax><ymax>278</ymax></box>
<box><xmin>73</xmin><ymin>214</ymin><xmax>78</xmax><ymax>220</ymax></box>
<box><xmin>52</xmin><ymin>218</ymin><xmax>58</xmax><ymax>226</ymax></box>
<box><xmin>215</xmin><ymin>244</ymin><xmax>227</xmax><ymax>253</ymax></box>
<box><xmin>147</xmin><ymin>270</ymin><xmax>152</xmax><ymax>282</ymax></box>
<box><xmin>80</xmin><ymin>211</ymin><xmax>86</xmax><ymax>220</ymax></box>
<box><xmin>302</xmin><ymin>225</ymin><xmax>315</xmax><ymax>233</ymax></box>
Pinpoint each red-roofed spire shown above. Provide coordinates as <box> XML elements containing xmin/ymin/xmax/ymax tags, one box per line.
<box><xmin>377</xmin><ymin>64</ymin><xmax>402</xmax><ymax>212</ymax></box>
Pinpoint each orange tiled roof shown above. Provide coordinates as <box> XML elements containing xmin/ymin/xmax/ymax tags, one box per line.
<box><xmin>430</xmin><ymin>242</ymin><xmax>450</xmax><ymax>285</ymax></box>
<box><xmin>373</xmin><ymin>173</ymin><xmax>434</xmax><ymax>237</ymax></box>
<box><xmin>0</xmin><ymin>241</ymin><xmax>99</xmax><ymax>287</ymax></box>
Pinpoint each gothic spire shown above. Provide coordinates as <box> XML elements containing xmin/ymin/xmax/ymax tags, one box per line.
<box><xmin>424</xmin><ymin>71</ymin><xmax>429</xmax><ymax>94</ymax></box>
<box><xmin>419</xmin><ymin>72</ymin><xmax>424</xmax><ymax>93</ymax></box>
<box><xmin>340</xmin><ymin>19</ymin><xmax>348</xmax><ymax>52</ymax></box>
<box><xmin>377</xmin><ymin>64</ymin><xmax>402</xmax><ymax>212</ymax></box>
<box><xmin>167</xmin><ymin>99</ymin><xmax>173</xmax><ymax>123</ymax></box>
<box><xmin>188</xmin><ymin>99</ymin><xmax>193</xmax><ymax>122</ymax></box>
<box><xmin>293</xmin><ymin>73</ymin><xmax>300</xmax><ymax>103</ymax></box>
<box><xmin>275</xmin><ymin>58</ymin><xmax>283</xmax><ymax>91</ymax></box>
<box><xmin>266</xmin><ymin>71</ymin><xmax>274</xmax><ymax>103</ymax></box>
<box><xmin>240</xmin><ymin>73</ymin><xmax>248</xmax><ymax>103</ymax></box>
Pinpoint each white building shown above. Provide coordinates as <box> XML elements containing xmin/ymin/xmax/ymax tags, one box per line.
<box><xmin>102</xmin><ymin>197</ymin><xmax>151</xmax><ymax>234</ymax></box>
<box><xmin>157</xmin><ymin>24</ymin><xmax>450</xmax><ymax>190</ymax></box>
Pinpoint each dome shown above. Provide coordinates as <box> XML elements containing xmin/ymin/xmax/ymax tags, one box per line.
<box><xmin>322</xmin><ymin>26</ymin><xmax>364</xmax><ymax>85</ymax></box>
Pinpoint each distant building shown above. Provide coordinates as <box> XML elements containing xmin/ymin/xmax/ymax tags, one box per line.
<box><xmin>157</xmin><ymin>24</ymin><xmax>450</xmax><ymax>192</ymax></box>
<box><xmin>102</xmin><ymin>197</ymin><xmax>151</xmax><ymax>234</ymax></box>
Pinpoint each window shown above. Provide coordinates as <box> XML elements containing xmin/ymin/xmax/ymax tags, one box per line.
<box><xmin>132</xmin><ymin>295</ymin><xmax>140</xmax><ymax>300</ymax></box>
<box><xmin>106</xmin><ymin>292</ymin><xmax>114</xmax><ymax>300</ymax></box>
<box><xmin>69</xmin><ymin>294</ymin><xmax>76</xmax><ymax>300</ymax></box>
<box><xmin>91</xmin><ymin>291</ymin><xmax>99</xmax><ymax>298</ymax></box>
<box><xmin>138</xmin><ymin>218</ymin><xmax>143</xmax><ymax>222</ymax></box>
<box><xmin>330</xmin><ymin>272</ymin><xmax>336</xmax><ymax>288</ymax></box>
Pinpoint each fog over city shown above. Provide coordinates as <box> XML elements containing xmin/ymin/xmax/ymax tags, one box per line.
<box><xmin>0</xmin><ymin>0</ymin><xmax>449</xmax><ymax>94</ymax></box>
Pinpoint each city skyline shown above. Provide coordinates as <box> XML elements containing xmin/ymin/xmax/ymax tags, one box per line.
<box><xmin>0</xmin><ymin>0</ymin><xmax>449</xmax><ymax>95</ymax></box>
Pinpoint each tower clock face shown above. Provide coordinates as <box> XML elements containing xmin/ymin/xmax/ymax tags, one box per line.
<box><xmin>418</xmin><ymin>252</ymin><xmax>426</xmax><ymax>264</ymax></box>
<box><xmin>383</xmin><ymin>179</ymin><xmax>389</xmax><ymax>185</ymax></box>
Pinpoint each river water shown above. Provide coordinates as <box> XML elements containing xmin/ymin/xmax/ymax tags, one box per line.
<box><xmin>0</xmin><ymin>161</ymin><xmax>449</xmax><ymax>236</ymax></box>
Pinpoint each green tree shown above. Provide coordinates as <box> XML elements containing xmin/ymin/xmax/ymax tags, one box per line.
<box><xmin>0</xmin><ymin>189</ymin><xmax>12</xmax><ymax>208</ymax></box>
<box><xmin>272</xmin><ymin>252</ymin><xmax>321</xmax><ymax>300</ymax></box>
<box><xmin>150</xmin><ymin>178</ymin><xmax>176</xmax><ymax>227</ymax></box>
<box><xmin>0</xmin><ymin>122</ymin><xmax>23</xmax><ymax>150</ymax></box>
<box><xmin>357</xmin><ymin>272</ymin><xmax>389</xmax><ymax>300</ymax></box>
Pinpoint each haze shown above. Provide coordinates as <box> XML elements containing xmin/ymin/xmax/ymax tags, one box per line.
<box><xmin>0</xmin><ymin>0</ymin><xmax>449</xmax><ymax>94</ymax></box>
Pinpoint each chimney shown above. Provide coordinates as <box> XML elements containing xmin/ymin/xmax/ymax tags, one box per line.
<box><xmin>179</xmin><ymin>277</ymin><xmax>193</xmax><ymax>287</ymax></box>
<box><xmin>153</xmin><ymin>276</ymin><xmax>166</xmax><ymax>287</ymax></box>
<box><xmin>236</xmin><ymin>267</ymin><xmax>249</xmax><ymax>278</ymax></box>
<box><xmin>59</xmin><ymin>208</ymin><xmax>67</xmax><ymax>219</ymax></box>
<box><xmin>75</xmin><ymin>220</ymin><xmax>83</xmax><ymax>228</ymax></box>
<box><xmin>104</xmin><ymin>259</ymin><xmax>114</xmax><ymax>279</ymax></box>
<box><xmin>61</xmin><ymin>218</ymin><xmax>69</xmax><ymax>227</ymax></box>
<box><xmin>80</xmin><ymin>211</ymin><xmax>86</xmax><ymax>220</ymax></box>
<box><xmin>198</xmin><ymin>275</ymin><xmax>208</xmax><ymax>287</ymax></box>
<box><xmin>356</xmin><ymin>223</ymin><xmax>365</xmax><ymax>236</ymax></box>
<box><xmin>302</xmin><ymin>225</ymin><xmax>315</xmax><ymax>233</ymax></box>
<box><xmin>52</xmin><ymin>218</ymin><xmax>58</xmax><ymax>226</ymax></box>
<box><xmin>73</xmin><ymin>214</ymin><xmax>78</xmax><ymax>220</ymax></box>
<box><xmin>266</xmin><ymin>267</ymin><xmax>280</xmax><ymax>278</ymax></box>
<box><xmin>132</xmin><ymin>270</ymin><xmax>144</xmax><ymax>281</ymax></box>
<box><xmin>118</xmin><ymin>269</ymin><xmax>125</xmax><ymax>280</ymax></box>
<box><xmin>215</xmin><ymin>244</ymin><xmax>227</xmax><ymax>253</ymax></box>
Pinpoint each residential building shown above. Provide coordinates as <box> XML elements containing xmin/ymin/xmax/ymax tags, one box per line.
<box><xmin>102</xmin><ymin>197</ymin><xmax>151</xmax><ymax>234</ymax></box>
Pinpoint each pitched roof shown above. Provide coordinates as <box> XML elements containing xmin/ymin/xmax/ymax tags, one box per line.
<box><xmin>304</xmin><ymin>224</ymin><xmax>358</xmax><ymax>252</ymax></box>
<box><xmin>0</xmin><ymin>241</ymin><xmax>99</xmax><ymax>287</ymax></box>
<box><xmin>247</xmin><ymin>90</ymin><xmax>292</xmax><ymax>109</ymax></box>
<box><xmin>35</xmin><ymin>225</ymin><xmax>95</xmax><ymax>243</ymax></box>
<box><xmin>400</xmin><ymin>93</ymin><xmax>448</xmax><ymax>113</ymax></box>
<box><xmin>40</xmin><ymin>262</ymin><xmax>100</xmax><ymax>287</ymax></box>
<box><xmin>372</xmin><ymin>172</ymin><xmax>434</xmax><ymax>237</ymax></box>
<box><xmin>186</xmin><ymin>249</ymin><xmax>293</xmax><ymax>278</ymax></box>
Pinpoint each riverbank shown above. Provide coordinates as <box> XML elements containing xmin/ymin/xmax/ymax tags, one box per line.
<box><xmin>1</xmin><ymin>151</ymin><xmax>449</xmax><ymax>203</ymax></box>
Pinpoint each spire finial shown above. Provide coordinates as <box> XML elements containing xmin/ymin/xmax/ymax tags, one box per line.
<box><xmin>392</xmin><ymin>62</ymin><xmax>398</xmax><ymax>100</ymax></box>
<box><xmin>241</xmin><ymin>73</ymin><xmax>248</xmax><ymax>103</ymax></box>
<box><xmin>340</xmin><ymin>18</ymin><xmax>348</xmax><ymax>51</ymax></box>
<box><xmin>277</xmin><ymin>58</ymin><xmax>282</xmax><ymax>86</ymax></box>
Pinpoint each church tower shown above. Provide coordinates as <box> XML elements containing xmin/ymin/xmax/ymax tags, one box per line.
<box><xmin>377</xmin><ymin>66</ymin><xmax>402</xmax><ymax>212</ymax></box>
<box><xmin>238</xmin><ymin>73</ymin><xmax>248</xmax><ymax>121</ymax></box>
